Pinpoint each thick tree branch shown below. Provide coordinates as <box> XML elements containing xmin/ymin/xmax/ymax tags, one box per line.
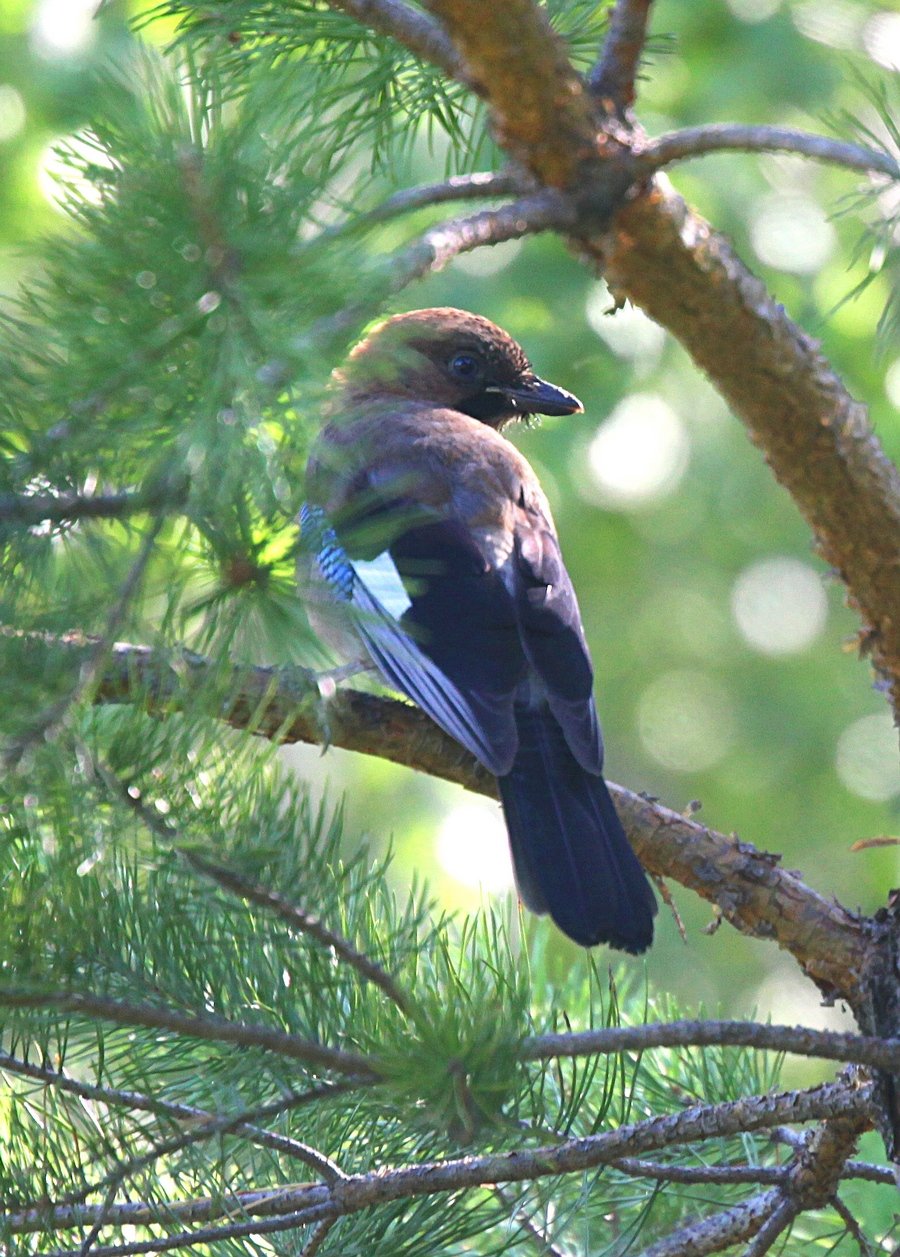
<box><xmin>54</xmin><ymin>637</ymin><xmax>867</xmax><ymax>1001</ymax></box>
<box><xmin>638</xmin><ymin>124</ymin><xmax>900</xmax><ymax>180</ymax></box>
<box><xmin>423</xmin><ymin>0</ymin><xmax>600</xmax><ymax>187</ymax></box>
<box><xmin>5</xmin><ymin>1077</ymin><xmax>871</xmax><ymax>1238</ymax></box>
<box><xmin>588</xmin><ymin>0</ymin><xmax>654</xmax><ymax>113</ymax></box>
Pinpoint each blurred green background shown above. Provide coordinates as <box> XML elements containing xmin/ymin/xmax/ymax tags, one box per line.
<box><xmin>1</xmin><ymin>0</ymin><xmax>898</xmax><ymax>1024</ymax></box>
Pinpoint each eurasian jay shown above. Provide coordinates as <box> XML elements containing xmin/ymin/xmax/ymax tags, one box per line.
<box><xmin>300</xmin><ymin>308</ymin><xmax>656</xmax><ymax>953</ymax></box>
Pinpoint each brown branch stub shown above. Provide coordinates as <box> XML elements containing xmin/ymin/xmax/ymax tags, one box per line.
<box><xmin>589</xmin><ymin>0</ymin><xmax>654</xmax><ymax>115</ymax></box>
<box><xmin>600</xmin><ymin>178</ymin><xmax>900</xmax><ymax>719</ymax></box>
<box><xmin>423</xmin><ymin>0</ymin><xmax>599</xmax><ymax>187</ymax></box>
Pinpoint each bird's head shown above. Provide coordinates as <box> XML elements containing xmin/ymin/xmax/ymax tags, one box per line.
<box><xmin>333</xmin><ymin>308</ymin><xmax>583</xmax><ymax>429</ymax></box>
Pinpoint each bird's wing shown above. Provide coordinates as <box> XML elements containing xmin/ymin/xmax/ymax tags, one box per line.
<box><xmin>299</xmin><ymin>503</ymin><xmax>514</xmax><ymax>775</ymax></box>
<box><xmin>511</xmin><ymin>514</ymin><xmax>604</xmax><ymax>773</ymax></box>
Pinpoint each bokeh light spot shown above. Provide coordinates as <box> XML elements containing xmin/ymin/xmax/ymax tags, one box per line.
<box><xmin>637</xmin><ymin>670</ymin><xmax>736</xmax><ymax>773</ymax></box>
<box><xmin>863</xmin><ymin>11</ymin><xmax>900</xmax><ymax>70</ymax></box>
<box><xmin>30</xmin><ymin>0</ymin><xmax>98</xmax><ymax>58</ymax></box>
<box><xmin>436</xmin><ymin>798</ymin><xmax>513</xmax><ymax>893</ymax></box>
<box><xmin>750</xmin><ymin>194</ymin><xmax>836</xmax><ymax>274</ymax></box>
<box><xmin>835</xmin><ymin>713</ymin><xmax>900</xmax><ymax>802</ymax></box>
<box><xmin>731</xmin><ymin>557</ymin><xmax>828</xmax><ymax>656</ymax></box>
<box><xmin>0</xmin><ymin>85</ymin><xmax>26</xmax><ymax>143</ymax></box>
<box><xmin>585</xmin><ymin>394</ymin><xmax>689</xmax><ymax>509</ymax></box>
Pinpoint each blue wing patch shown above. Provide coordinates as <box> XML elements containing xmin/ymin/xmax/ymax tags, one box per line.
<box><xmin>299</xmin><ymin>504</ymin><xmax>513</xmax><ymax>775</ymax></box>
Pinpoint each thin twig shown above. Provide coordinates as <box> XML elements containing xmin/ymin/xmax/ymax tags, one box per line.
<box><xmin>183</xmin><ymin>850</ymin><xmax>413</xmax><ymax>1017</ymax></box>
<box><xmin>3</xmin><ymin>515</ymin><xmax>165</xmax><ymax>770</ymax></box>
<box><xmin>637</xmin><ymin>123</ymin><xmax>900</xmax><ymax>180</ymax></box>
<box><xmin>522</xmin><ymin>1018</ymin><xmax>900</xmax><ymax>1075</ymax></box>
<box><xmin>832</xmin><ymin>1194</ymin><xmax>877</xmax><ymax>1256</ymax></box>
<box><xmin>493</xmin><ymin>1185</ymin><xmax>567</xmax><ymax>1257</ymax></box>
<box><xmin>300</xmin><ymin>1218</ymin><xmax>338</xmax><ymax>1257</ymax></box>
<box><xmin>589</xmin><ymin>0</ymin><xmax>654</xmax><ymax>112</ymax></box>
<box><xmin>610</xmin><ymin>1157</ymin><xmax>787</xmax><ymax>1186</ymax></box>
<box><xmin>0</xmin><ymin>989</ymin><xmax>379</xmax><ymax>1079</ymax></box>
<box><xmin>320</xmin><ymin>170</ymin><xmax>526</xmax><ymax>237</ymax></box>
<box><xmin>0</xmin><ymin>484</ymin><xmax>185</xmax><ymax>529</ymax></box>
<box><xmin>302</xmin><ymin>190</ymin><xmax>575</xmax><ymax>350</ymax></box>
<box><xmin>6</xmin><ymin>1077</ymin><xmax>871</xmax><ymax>1238</ymax></box>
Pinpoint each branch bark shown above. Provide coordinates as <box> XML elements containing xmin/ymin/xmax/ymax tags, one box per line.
<box><xmin>67</xmin><ymin>638</ymin><xmax>869</xmax><ymax>1001</ymax></box>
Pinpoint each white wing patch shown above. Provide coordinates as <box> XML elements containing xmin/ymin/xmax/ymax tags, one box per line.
<box><xmin>353</xmin><ymin>551</ymin><xmax>413</xmax><ymax>620</ymax></box>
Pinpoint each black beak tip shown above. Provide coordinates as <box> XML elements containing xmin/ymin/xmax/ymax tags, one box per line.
<box><xmin>517</xmin><ymin>376</ymin><xmax>584</xmax><ymax>418</ymax></box>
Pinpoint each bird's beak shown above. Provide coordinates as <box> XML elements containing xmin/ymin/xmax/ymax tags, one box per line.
<box><xmin>486</xmin><ymin>374</ymin><xmax>584</xmax><ymax>418</ymax></box>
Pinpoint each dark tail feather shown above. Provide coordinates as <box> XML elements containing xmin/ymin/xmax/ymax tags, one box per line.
<box><xmin>498</xmin><ymin>706</ymin><xmax>657</xmax><ymax>953</ymax></box>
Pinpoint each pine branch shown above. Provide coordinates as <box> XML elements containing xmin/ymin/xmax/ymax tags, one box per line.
<box><xmin>300</xmin><ymin>1219</ymin><xmax>337</xmax><ymax>1257</ymax></box>
<box><xmin>610</xmin><ymin>1159</ymin><xmax>786</xmax><ymax>1185</ymax></box>
<box><xmin>5</xmin><ymin>1077</ymin><xmax>871</xmax><ymax>1240</ymax></box>
<box><xmin>182</xmin><ymin>850</ymin><xmax>413</xmax><ymax>1017</ymax></box>
<box><xmin>0</xmin><ymin>990</ymin><xmax>379</xmax><ymax>1079</ymax></box>
<box><xmin>0</xmin><ymin>483</ymin><xmax>185</xmax><ymax>528</ymax></box>
<box><xmin>323</xmin><ymin>170</ymin><xmax>527</xmax><ymax>237</ymax></box>
<box><xmin>522</xmin><ymin>1019</ymin><xmax>900</xmax><ymax>1075</ymax></box>
<box><xmin>637</xmin><ymin>124</ymin><xmax>900</xmax><ymax>180</ymax></box>
<box><xmin>633</xmin><ymin>1189</ymin><xmax>784</xmax><ymax>1257</ymax></box>
<box><xmin>588</xmin><ymin>0</ymin><xmax>654</xmax><ymax>113</ymax></box>
<box><xmin>740</xmin><ymin>1197</ymin><xmax>799</xmax><ymax>1257</ymax></box>
<box><xmin>832</xmin><ymin>1194</ymin><xmax>878</xmax><ymax>1255</ymax></box>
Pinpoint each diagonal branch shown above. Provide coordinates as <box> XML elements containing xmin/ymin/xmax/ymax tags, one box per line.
<box><xmin>588</xmin><ymin>0</ymin><xmax>654</xmax><ymax>114</ymax></box>
<box><xmin>321</xmin><ymin>170</ymin><xmax>527</xmax><ymax>237</ymax></box>
<box><xmin>0</xmin><ymin>989</ymin><xmax>379</xmax><ymax>1079</ymax></box>
<box><xmin>46</xmin><ymin>635</ymin><xmax>867</xmax><ymax>1002</ymax></box>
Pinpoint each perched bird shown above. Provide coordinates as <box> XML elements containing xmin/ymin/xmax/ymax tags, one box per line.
<box><xmin>300</xmin><ymin>308</ymin><xmax>656</xmax><ymax>953</ymax></box>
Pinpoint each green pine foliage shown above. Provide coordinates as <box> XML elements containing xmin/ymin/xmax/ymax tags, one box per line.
<box><xmin>0</xmin><ymin>3</ymin><xmax>897</xmax><ymax>1251</ymax></box>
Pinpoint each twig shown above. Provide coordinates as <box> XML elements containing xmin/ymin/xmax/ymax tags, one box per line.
<box><xmin>320</xmin><ymin>170</ymin><xmax>527</xmax><ymax>237</ymax></box>
<box><xmin>0</xmin><ymin>989</ymin><xmax>379</xmax><ymax>1079</ymax></box>
<box><xmin>844</xmin><ymin>1158</ymin><xmax>899</xmax><ymax>1185</ymax></box>
<box><xmin>522</xmin><ymin>1019</ymin><xmax>900</xmax><ymax>1075</ymax></box>
<box><xmin>182</xmin><ymin>850</ymin><xmax>413</xmax><ymax>1017</ymax></box>
<box><xmin>610</xmin><ymin>1157</ymin><xmax>787</xmax><ymax>1185</ymax></box>
<box><xmin>832</xmin><ymin>1194</ymin><xmax>877</xmax><ymax>1256</ymax></box>
<box><xmin>3</xmin><ymin>516</ymin><xmax>164</xmax><ymax>771</ymax></box>
<box><xmin>304</xmin><ymin>190</ymin><xmax>575</xmax><ymax>349</ymax></box>
<box><xmin>637</xmin><ymin>124</ymin><xmax>900</xmax><ymax>180</ymax></box>
<box><xmin>493</xmin><ymin>1185</ymin><xmax>567</xmax><ymax>1257</ymax></box>
<box><xmin>5</xmin><ymin>1077</ymin><xmax>872</xmax><ymax>1238</ymax></box>
<box><xmin>326</xmin><ymin>0</ymin><xmax>468</xmax><ymax>82</ymax></box>
<box><xmin>0</xmin><ymin>1049</ymin><xmax>363</xmax><ymax>1139</ymax></box>
<box><xmin>588</xmin><ymin>0</ymin><xmax>654</xmax><ymax>113</ymax></box>
<box><xmin>300</xmin><ymin>1218</ymin><xmax>337</xmax><ymax>1257</ymax></box>
<box><xmin>0</xmin><ymin>483</ymin><xmax>186</xmax><ymax>529</ymax></box>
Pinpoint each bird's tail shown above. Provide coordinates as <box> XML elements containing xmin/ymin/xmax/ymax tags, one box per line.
<box><xmin>498</xmin><ymin>706</ymin><xmax>657</xmax><ymax>953</ymax></box>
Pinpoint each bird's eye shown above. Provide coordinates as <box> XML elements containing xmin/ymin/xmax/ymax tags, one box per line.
<box><xmin>449</xmin><ymin>353</ymin><xmax>480</xmax><ymax>379</ymax></box>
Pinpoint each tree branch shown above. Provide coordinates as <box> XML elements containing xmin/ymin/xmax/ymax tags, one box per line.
<box><xmin>634</xmin><ymin>1189</ymin><xmax>784</xmax><ymax>1257</ymax></box>
<box><xmin>522</xmin><ymin>1019</ymin><xmax>900</xmax><ymax>1074</ymax></box>
<box><xmin>637</xmin><ymin>123</ymin><xmax>900</xmax><ymax>180</ymax></box>
<box><xmin>322</xmin><ymin>170</ymin><xmax>527</xmax><ymax>237</ymax></box>
<box><xmin>0</xmin><ymin>989</ymin><xmax>379</xmax><ymax>1079</ymax></box>
<box><xmin>32</xmin><ymin>634</ymin><xmax>862</xmax><ymax>1000</ymax></box>
<box><xmin>588</xmin><ymin>0</ymin><xmax>654</xmax><ymax>113</ymax></box>
<box><xmin>0</xmin><ymin>483</ymin><xmax>185</xmax><ymax>529</ymax></box>
<box><xmin>325</xmin><ymin>0</ymin><xmax>467</xmax><ymax>82</ymax></box>
<box><xmin>5</xmin><ymin>1077</ymin><xmax>871</xmax><ymax>1238</ymax></box>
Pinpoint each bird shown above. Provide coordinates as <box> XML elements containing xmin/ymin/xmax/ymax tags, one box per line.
<box><xmin>300</xmin><ymin>307</ymin><xmax>656</xmax><ymax>953</ymax></box>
